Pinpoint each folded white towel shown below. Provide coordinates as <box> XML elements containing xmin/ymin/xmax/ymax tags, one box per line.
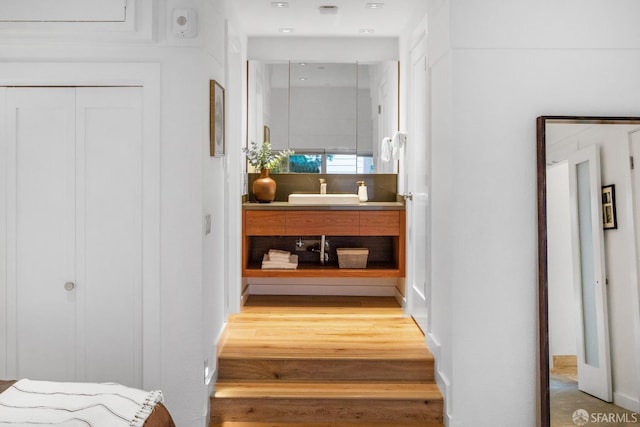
<box><xmin>262</xmin><ymin>254</ymin><xmax>298</xmax><ymax>269</ymax></box>
<box><xmin>268</xmin><ymin>249</ymin><xmax>291</xmax><ymax>259</ymax></box>
<box><xmin>262</xmin><ymin>263</ymin><xmax>297</xmax><ymax>269</ymax></box>
<box><xmin>268</xmin><ymin>249</ymin><xmax>290</xmax><ymax>256</ymax></box>
<box><xmin>0</xmin><ymin>379</ymin><xmax>163</xmax><ymax>427</ymax></box>
<box><xmin>267</xmin><ymin>251</ymin><xmax>291</xmax><ymax>262</ymax></box>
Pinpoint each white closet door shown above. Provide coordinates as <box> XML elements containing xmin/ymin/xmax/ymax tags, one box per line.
<box><xmin>6</xmin><ymin>88</ymin><xmax>77</xmax><ymax>381</ymax></box>
<box><xmin>4</xmin><ymin>87</ymin><xmax>143</xmax><ymax>387</ymax></box>
<box><xmin>75</xmin><ymin>87</ymin><xmax>143</xmax><ymax>386</ymax></box>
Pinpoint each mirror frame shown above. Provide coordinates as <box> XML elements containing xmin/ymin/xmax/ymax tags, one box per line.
<box><xmin>536</xmin><ymin>115</ymin><xmax>640</xmax><ymax>427</ymax></box>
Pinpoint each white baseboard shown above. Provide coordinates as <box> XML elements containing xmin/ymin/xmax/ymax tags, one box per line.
<box><xmin>426</xmin><ymin>332</ymin><xmax>441</xmax><ymax>360</ymax></box>
<box><xmin>614</xmin><ymin>391</ymin><xmax>640</xmax><ymax>413</ymax></box>
<box><xmin>394</xmin><ymin>287</ymin><xmax>406</xmax><ymax>308</ymax></box>
<box><xmin>439</xmin><ymin>369</ymin><xmax>453</xmax><ymax>426</ymax></box>
<box><xmin>426</xmin><ymin>332</ymin><xmax>452</xmax><ymax>425</ymax></box>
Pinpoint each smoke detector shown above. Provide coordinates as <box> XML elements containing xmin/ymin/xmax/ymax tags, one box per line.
<box><xmin>319</xmin><ymin>5</ymin><xmax>338</xmax><ymax>14</ymax></box>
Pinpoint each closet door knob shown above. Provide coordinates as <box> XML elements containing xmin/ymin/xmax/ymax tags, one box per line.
<box><xmin>64</xmin><ymin>282</ymin><xmax>75</xmax><ymax>291</ymax></box>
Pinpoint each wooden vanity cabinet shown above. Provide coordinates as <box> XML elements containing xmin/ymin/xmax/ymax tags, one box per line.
<box><xmin>244</xmin><ymin>211</ymin><xmax>285</xmax><ymax>235</ymax></box>
<box><xmin>285</xmin><ymin>211</ymin><xmax>360</xmax><ymax>236</ymax></box>
<box><xmin>242</xmin><ymin>208</ymin><xmax>405</xmax><ymax>278</ymax></box>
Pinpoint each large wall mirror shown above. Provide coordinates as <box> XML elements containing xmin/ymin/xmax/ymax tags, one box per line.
<box><xmin>247</xmin><ymin>60</ymin><xmax>399</xmax><ymax>174</ymax></box>
<box><xmin>537</xmin><ymin>116</ymin><xmax>640</xmax><ymax>426</ymax></box>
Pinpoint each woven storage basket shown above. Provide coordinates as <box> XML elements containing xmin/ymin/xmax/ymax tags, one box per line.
<box><xmin>337</xmin><ymin>248</ymin><xmax>369</xmax><ymax>269</ymax></box>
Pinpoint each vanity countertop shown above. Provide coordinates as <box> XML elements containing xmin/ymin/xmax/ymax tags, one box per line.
<box><xmin>242</xmin><ymin>201</ymin><xmax>405</xmax><ymax>211</ymax></box>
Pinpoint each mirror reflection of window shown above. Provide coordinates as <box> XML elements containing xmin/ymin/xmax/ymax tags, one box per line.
<box><xmin>288</xmin><ymin>153</ymin><xmax>373</xmax><ymax>174</ymax></box>
<box><xmin>247</xmin><ymin>60</ymin><xmax>397</xmax><ymax>174</ymax></box>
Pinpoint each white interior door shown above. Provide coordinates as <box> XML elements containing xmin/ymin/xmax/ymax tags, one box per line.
<box><xmin>3</xmin><ymin>87</ymin><xmax>143</xmax><ymax>387</ymax></box>
<box><xmin>75</xmin><ymin>87</ymin><xmax>143</xmax><ymax>386</ymax></box>
<box><xmin>628</xmin><ymin>129</ymin><xmax>640</xmax><ymax>406</ymax></box>
<box><xmin>406</xmin><ymin>34</ymin><xmax>430</xmax><ymax>333</ymax></box>
<box><xmin>6</xmin><ymin>88</ymin><xmax>77</xmax><ymax>381</ymax></box>
<box><xmin>568</xmin><ymin>145</ymin><xmax>612</xmax><ymax>401</ymax></box>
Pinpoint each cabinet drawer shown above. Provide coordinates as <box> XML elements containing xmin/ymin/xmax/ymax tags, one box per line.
<box><xmin>286</xmin><ymin>211</ymin><xmax>360</xmax><ymax>236</ymax></box>
<box><xmin>360</xmin><ymin>211</ymin><xmax>400</xmax><ymax>236</ymax></box>
<box><xmin>245</xmin><ymin>211</ymin><xmax>286</xmax><ymax>235</ymax></box>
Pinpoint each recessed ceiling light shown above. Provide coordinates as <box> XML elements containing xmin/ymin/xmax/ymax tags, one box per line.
<box><xmin>299</xmin><ymin>77</ymin><xmax>308</xmax><ymax>81</ymax></box>
<box><xmin>279</xmin><ymin>28</ymin><xmax>294</xmax><ymax>33</ymax></box>
<box><xmin>366</xmin><ymin>2</ymin><xmax>384</xmax><ymax>9</ymax></box>
<box><xmin>271</xmin><ymin>2</ymin><xmax>289</xmax><ymax>8</ymax></box>
<box><xmin>359</xmin><ymin>28</ymin><xmax>375</xmax><ymax>34</ymax></box>
<box><xmin>319</xmin><ymin>5</ymin><xmax>339</xmax><ymax>14</ymax></box>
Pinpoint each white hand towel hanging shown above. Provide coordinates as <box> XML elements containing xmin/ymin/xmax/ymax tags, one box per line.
<box><xmin>380</xmin><ymin>137</ymin><xmax>393</xmax><ymax>162</ymax></box>
<box><xmin>391</xmin><ymin>131</ymin><xmax>407</xmax><ymax>160</ymax></box>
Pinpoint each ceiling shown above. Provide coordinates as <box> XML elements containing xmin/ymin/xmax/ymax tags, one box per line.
<box><xmin>224</xmin><ymin>0</ymin><xmax>428</xmax><ymax>37</ymax></box>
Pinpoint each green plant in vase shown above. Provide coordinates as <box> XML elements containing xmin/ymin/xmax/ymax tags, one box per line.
<box><xmin>243</xmin><ymin>141</ymin><xmax>294</xmax><ymax>202</ymax></box>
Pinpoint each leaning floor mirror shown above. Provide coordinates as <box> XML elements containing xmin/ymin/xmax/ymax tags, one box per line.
<box><xmin>537</xmin><ymin>116</ymin><xmax>640</xmax><ymax>426</ymax></box>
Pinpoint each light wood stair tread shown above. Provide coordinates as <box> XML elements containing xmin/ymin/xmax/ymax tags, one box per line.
<box><xmin>220</xmin><ymin>349</ymin><xmax>431</xmax><ymax>360</ymax></box>
<box><xmin>219</xmin><ymin>423</ymin><xmax>444</xmax><ymax>427</ymax></box>
<box><xmin>211</xmin><ymin>296</ymin><xmax>443</xmax><ymax>426</ymax></box>
<box><xmin>215</xmin><ymin>381</ymin><xmax>442</xmax><ymax>400</ymax></box>
<box><xmin>219</xmin><ymin>307</ymin><xmax>432</xmax><ymax>361</ymax></box>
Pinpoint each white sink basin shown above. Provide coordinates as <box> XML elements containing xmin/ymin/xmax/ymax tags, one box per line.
<box><xmin>288</xmin><ymin>193</ymin><xmax>360</xmax><ymax>205</ymax></box>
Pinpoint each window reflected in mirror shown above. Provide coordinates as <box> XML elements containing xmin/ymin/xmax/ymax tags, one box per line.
<box><xmin>247</xmin><ymin>60</ymin><xmax>398</xmax><ymax>174</ymax></box>
<box><xmin>287</xmin><ymin>153</ymin><xmax>374</xmax><ymax>174</ymax></box>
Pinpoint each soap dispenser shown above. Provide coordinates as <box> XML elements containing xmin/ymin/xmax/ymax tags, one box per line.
<box><xmin>357</xmin><ymin>180</ymin><xmax>368</xmax><ymax>202</ymax></box>
<box><xmin>319</xmin><ymin>178</ymin><xmax>327</xmax><ymax>194</ymax></box>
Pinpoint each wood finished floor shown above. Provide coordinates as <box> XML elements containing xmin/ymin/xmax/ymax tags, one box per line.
<box><xmin>551</xmin><ymin>373</ymin><xmax>640</xmax><ymax>426</ymax></box>
<box><xmin>220</xmin><ymin>296</ymin><xmax>431</xmax><ymax>361</ymax></box>
<box><xmin>211</xmin><ymin>295</ymin><xmax>443</xmax><ymax>427</ymax></box>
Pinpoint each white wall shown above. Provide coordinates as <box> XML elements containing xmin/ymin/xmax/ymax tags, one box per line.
<box><xmin>201</xmin><ymin>0</ymin><xmax>228</xmax><ymax>422</ymax></box>
<box><xmin>546</xmin><ymin>163</ymin><xmax>577</xmax><ymax>361</ymax></box>
<box><xmin>202</xmin><ymin>1</ymin><xmax>247</xmax><ymax>422</ymax></box>
<box><xmin>425</xmin><ymin>1</ymin><xmax>640</xmax><ymax>425</ymax></box>
<box><xmin>0</xmin><ymin>1</ymin><xmax>244</xmax><ymax>425</ymax></box>
<box><xmin>248</xmin><ymin>36</ymin><xmax>398</xmax><ymax>62</ymax></box>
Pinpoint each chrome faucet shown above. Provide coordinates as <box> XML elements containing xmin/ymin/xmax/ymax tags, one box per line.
<box><xmin>320</xmin><ymin>235</ymin><xmax>329</xmax><ymax>265</ymax></box>
<box><xmin>308</xmin><ymin>236</ymin><xmax>330</xmax><ymax>265</ymax></box>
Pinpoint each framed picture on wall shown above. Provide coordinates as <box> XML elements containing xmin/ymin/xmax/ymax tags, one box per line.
<box><xmin>602</xmin><ymin>184</ymin><xmax>617</xmax><ymax>230</ymax></box>
<box><xmin>210</xmin><ymin>80</ymin><xmax>225</xmax><ymax>156</ymax></box>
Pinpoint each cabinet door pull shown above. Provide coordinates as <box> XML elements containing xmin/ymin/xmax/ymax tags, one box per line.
<box><xmin>64</xmin><ymin>282</ymin><xmax>75</xmax><ymax>291</ymax></box>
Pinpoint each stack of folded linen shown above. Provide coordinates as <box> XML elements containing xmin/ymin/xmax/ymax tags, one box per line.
<box><xmin>261</xmin><ymin>249</ymin><xmax>298</xmax><ymax>269</ymax></box>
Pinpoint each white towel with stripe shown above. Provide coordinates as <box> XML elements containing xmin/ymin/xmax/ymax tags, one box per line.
<box><xmin>0</xmin><ymin>379</ymin><xmax>163</xmax><ymax>427</ymax></box>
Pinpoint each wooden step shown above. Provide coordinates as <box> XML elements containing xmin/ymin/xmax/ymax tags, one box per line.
<box><xmin>217</xmin><ymin>422</ymin><xmax>444</xmax><ymax>427</ymax></box>
<box><xmin>219</xmin><ymin>314</ymin><xmax>431</xmax><ymax>362</ymax></box>
<box><xmin>218</xmin><ymin>357</ymin><xmax>434</xmax><ymax>382</ymax></box>
<box><xmin>211</xmin><ymin>296</ymin><xmax>443</xmax><ymax>427</ymax></box>
<box><xmin>211</xmin><ymin>382</ymin><xmax>443</xmax><ymax>426</ymax></box>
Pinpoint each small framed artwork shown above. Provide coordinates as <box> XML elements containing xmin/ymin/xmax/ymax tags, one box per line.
<box><xmin>210</xmin><ymin>80</ymin><xmax>225</xmax><ymax>156</ymax></box>
<box><xmin>602</xmin><ymin>184</ymin><xmax>617</xmax><ymax>230</ymax></box>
